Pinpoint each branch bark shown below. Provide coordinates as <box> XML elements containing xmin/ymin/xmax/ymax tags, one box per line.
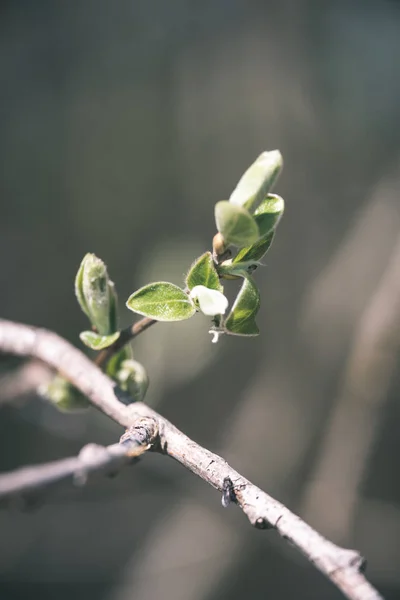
<box><xmin>0</xmin><ymin>422</ymin><xmax>155</xmax><ymax>506</ymax></box>
<box><xmin>0</xmin><ymin>319</ymin><xmax>383</xmax><ymax>600</ymax></box>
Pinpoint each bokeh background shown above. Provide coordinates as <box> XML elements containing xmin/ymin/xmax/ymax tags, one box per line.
<box><xmin>1</xmin><ymin>1</ymin><xmax>400</xmax><ymax>598</ymax></box>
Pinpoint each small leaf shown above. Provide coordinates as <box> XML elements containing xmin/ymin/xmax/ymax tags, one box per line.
<box><xmin>253</xmin><ymin>194</ymin><xmax>284</xmax><ymax>237</ymax></box>
<box><xmin>126</xmin><ymin>282</ymin><xmax>196</xmax><ymax>321</ymax></box>
<box><xmin>218</xmin><ymin>259</ymin><xmax>260</xmax><ymax>279</ymax></box>
<box><xmin>229</xmin><ymin>150</ymin><xmax>283</xmax><ymax>210</ymax></box>
<box><xmin>215</xmin><ymin>201</ymin><xmax>259</xmax><ymax>247</ymax></box>
<box><xmin>74</xmin><ymin>253</ymin><xmax>118</xmax><ymax>335</ymax></box>
<box><xmin>75</xmin><ymin>256</ymin><xmax>90</xmax><ymax>318</ymax></box>
<box><xmin>185</xmin><ymin>252</ymin><xmax>223</xmax><ymax>292</ymax></box>
<box><xmin>224</xmin><ymin>276</ymin><xmax>260</xmax><ymax>336</ymax></box>
<box><xmin>115</xmin><ymin>359</ymin><xmax>149</xmax><ymax>403</ymax></box>
<box><xmin>108</xmin><ymin>281</ymin><xmax>118</xmax><ymax>334</ymax></box>
<box><xmin>233</xmin><ymin>194</ymin><xmax>284</xmax><ymax>263</ymax></box>
<box><xmin>39</xmin><ymin>376</ymin><xmax>89</xmax><ymax>412</ymax></box>
<box><xmin>79</xmin><ymin>330</ymin><xmax>120</xmax><ymax>350</ymax></box>
<box><xmin>106</xmin><ymin>346</ymin><xmax>132</xmax><ymax>379</ymax></box>
<box><xmin>233</xmin><ymin>231</ymin><xmax>275</xmax><ymax>264</ymax></box>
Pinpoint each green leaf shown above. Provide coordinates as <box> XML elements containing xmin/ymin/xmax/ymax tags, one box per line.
<box><xmin>215</xmin><ymin>201</ymin><xmax>259</xmax><ymax>247</ymax></box>
<box><xmin>115</xmin><ymin>359</ymin><xmax>149</xmax><ymax>403</ymax></box>
<box><xmin>74</xmin><ymin>253</ymin><xmax>118</xmax><ymax>335</ymax></box>
<box><xmin>106</xmin><ymin>346</ymin><xmax>132</xmax><ymax>379</ymax></box>
<box><xmin>233</xmin><ymin>231</ymin><xmax>275</xmax><ymax>264</ymax></box>
<box><xmin>224</xmin><ymin>276</ymin><xmax>260</xmax><ymax>336</ymax></box>
<box><xmin>185</xmin><ymin>252</ymin><xmax>223</xmax><ymax>292</ymax></box>
<box><xmin>233</xmin><ymin>194</ymin><xmax>284</xmax><ymax>263</ymax></box>
<box><xmin>108</xmin><ymin>281</ymin><xmax>118</xmax><ymax>334</ymax></box>
<box><xmin>253</xmin><ymin>194</ymin><xmax>284</xmax><ymax>237</ymax></box>
<box><xmin>75</xmin><ymin>256</ymin><xmax>90</xmax><ymax>318</ymax></box>
<box><xmin>218</xmin><ymin>259</ymin><xmax>260</xmax><ymax>279</ymax></box>
<box><xmin>79</xmin><ymin>330</ymin><xmax>120</xmax><ymax>350</ymax></box>
<box><xmin>39</xmin><ymin>376</ymin><xmax>89</xmax><ymax>412</ymax></box>
<box><xmin>126</xmin><ymin>282</ymin><xmax>196</xmax><ymax>321</ymax></box>
<box><xmin>229</xmin><ymin>150</ymin><xmax>283</xmax><ymax>210</ymax></box>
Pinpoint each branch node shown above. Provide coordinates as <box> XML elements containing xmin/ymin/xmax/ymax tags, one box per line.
<box><xmin>120</xmin><ymin>416</ymin><xmax>159</xmax><ymax>453</ymax></box>
<box><xmin>349</xmin><ymin>551</ymin><xmax>367</xmax><ymax>573</ymax></box>
<box><xmin>254</xmin><ymin>516</ymin><xmax>272</xmax><ymax>530</ymax></box>
<box><xmin>75</xmin><ymin>443</ymin><xmax>110</xmax><ymax>485</ymax></box>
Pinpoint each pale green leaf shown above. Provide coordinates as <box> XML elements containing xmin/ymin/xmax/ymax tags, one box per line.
<box><xmin>74</xmin><ymin>253</ymin><xmax>118</xmax><ymax>335</ymax></box>
<box><xmin>126</xmin><ymin>282</ymin><xmax>196</xmax><ymax>321</ymax></box>
<box><xmin>79</xmin><ymin>330</ymin><xmax>120</xmax><ymax>350</ymax></box>
<box><xmin>229</xmin><ymin>150</ymin><xmax>283</xmax><ymax>210</ymax></box>
<box><xmin>215</xmin><ymin>201</ymin><xmax>259</xmax><ymax>247</ymax></box>
<box><xmin>115</xmin><ymin>359</ymin><xmax>149</xmax><ymax>402</ymax></box>
<box><xmin>233</xmin><ymin>194</ymin><xmax>284</xmax><ymax>263</ymax></box>
<box><xmin>218</xmin><ymin>259</ymin><xmax>260</xmax><ymax>279</ymax></box>
<box><xmin>39</xmin><ymin>376</ymin><xmax>89</xmax><ymax>412</ymax></box>
<box><xmin>74</xmin><ymin>255</ymin><xmax>90</xmax><ymax>318</ymax></box>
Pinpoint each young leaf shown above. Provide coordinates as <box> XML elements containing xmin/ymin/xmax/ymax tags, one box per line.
<box><xmin>224</xmin><ymin>276</ymin><xmax>260</xmax><ymax>336</ymax></box>
<box><xmin>39</xmin><ymin>376</ymin><xmax>89</xmax><ymax>412</ymax></box>
<box><xmin>253</xmin><ymin>194</ymin><xmax>284</xmax><ymax>237</ymax></box>
<box><xmin>229</xmin><ymin>150</ymin><xmax>283</xmax><ymax>211</ymax></box>
<box><xmin>233</xmin><ymin>230</ymin><xmax>275</xmax><ymax>264</ymax></box>
<box><xmin>218</xmin><ymin>259</ymin><xmax>260</xmax><ymax>279</ymax></box>
<box><xmin>185</xmin><ymin>252</ymin><xmax>223</xmax><ymax>292</ymax></box>
<box><xmin>106</xmin><ymin>346</ymin><xmax>132</xmax><ymax>379</ymax></box>
<box><xmin>108</xmin><ymin>281</ymin><xmax>118</xmax><ymax>334</ymax></box>
<box><xmin>75</xmin><ymin>255</ymin><xmax>89</xmax><ymax>318</ymax></box>
<box><xmin>74</xmin><ymin>253</ymin><xmax>118</xmax><ymax>335</ymax></box>
<box><xmin>126</xmin><ymin>282</ymin><xmax>196</xmax><ymax>321</ymax></box>
<box><xmin>215</xmin><ymin>201</ymin><xmax>259</xmax><ymax>247</ymax></box>
<box><xmin>79</xmin><ymin>330</ymin><xmax>120</xmax><ymax>350</ymax></box>
<box><xmin>115</xmin><ymin>359</ymin><xmax>149</xmax><ymax>403</ymax></box>
<box><xmin>233</xmin><ymin>194</ymin><xmax>284</xmax><ymax>263</ymax></box>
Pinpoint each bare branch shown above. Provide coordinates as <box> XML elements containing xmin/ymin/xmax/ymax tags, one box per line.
<box><xmin>0</xmin><ymin>360</ymin><xmax>52</xmax><ymax>406</ymax></box>
<box><xmin>0</xmin><ymin>319</ymin><xmax>383</xmax><ymax>600</ymax></box>
<box><xmin>0</xmin><ymin>418</ymin><xmax>156</xmax><ymax>507</ymax></box>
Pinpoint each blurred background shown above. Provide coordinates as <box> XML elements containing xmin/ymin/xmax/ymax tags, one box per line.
<box><xmin>1</xmin><ymin>0</ymin><xmax>400</xmax><ymax>598</ymax></box>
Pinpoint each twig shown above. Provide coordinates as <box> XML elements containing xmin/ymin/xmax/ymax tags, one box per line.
<box><xmin>0</xmin><ymin>319</ymin><xmax>383</xmax><ymax>600</ymax></box>
<box><xmin>95</xmin><ymin>316</ymin><xmax>156</xmax><ymax>368</ymax></box>
<box><xmin>0</xmin><ymin>360</ymin><xmax>52</xmax><ymax>405</ymax></box>
<box><xmin>0</xmin><ymin>420</ymin><xmax>155</xmax><ymax>507</ymax></box>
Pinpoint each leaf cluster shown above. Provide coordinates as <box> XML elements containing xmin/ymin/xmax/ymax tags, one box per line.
<box><xmin>42</xmin><ymin>150</ymin><xmax>285</xmax><ymax>409</ymax></box>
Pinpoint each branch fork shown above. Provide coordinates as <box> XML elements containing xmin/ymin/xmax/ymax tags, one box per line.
<box><xmin>0</xmin><ymin>319</ymin><xmax>384</xmax><ymax>600</ymax></box>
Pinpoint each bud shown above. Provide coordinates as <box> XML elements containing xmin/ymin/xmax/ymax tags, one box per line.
<box><xmin>39</xmin><ymin>376</ymin><xmax>89</xmax><ymax>412</ymax></box>
<box><xmin>212</xmin><ymin>232</ymin><xmax>227</xmax><ymax>260</ymax></box>
<box><xmin>229</xmin><ymin>150</ymin><xmax>283</xmax><ymax>211</ymax></box>
<box><xmin>75</xmin><ymin>253</ymin><xmax>118</xmax><ymax>335</ymax></box>
<box><xmin>115</xmin><ymin>359</ymin><xmax>149</xmax><ymax>403</ymax></box>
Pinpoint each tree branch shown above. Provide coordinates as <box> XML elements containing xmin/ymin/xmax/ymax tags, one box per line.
<box><xmin>95</xmin><ymin>316</ymin><xmax>156</xmax><ymax>368</ymax></box>
<box><xmin>0</xmin><ymin>420</ymin><xmax>155</xmax><ymax>507</ymax></box>
<box><xmin>0</xmin><ymin>319</ymin><xmax>383</xmax><ymax>600</ymax></box>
